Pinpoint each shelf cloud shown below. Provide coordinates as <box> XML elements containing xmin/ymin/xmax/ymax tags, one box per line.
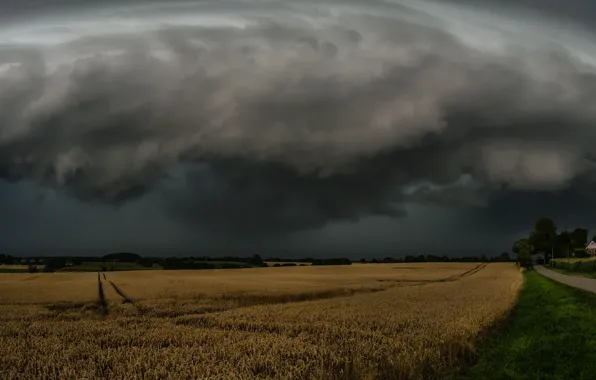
<box><xmin>1</xmin><ymin>0</ymin><xmax>596</xmax><ymax>238</ymax></box>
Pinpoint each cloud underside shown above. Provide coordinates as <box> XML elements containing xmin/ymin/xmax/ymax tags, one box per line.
<box><xmin>1</xmin><ymin>2</ymin><xmax>596</xmax><ymax>234</ymax></box>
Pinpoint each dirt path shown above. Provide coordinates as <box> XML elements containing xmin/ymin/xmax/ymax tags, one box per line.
<box><xmin>536</xmin><ymin>266</ymin><xmax>596</xmax><ymax>294</ymax></box>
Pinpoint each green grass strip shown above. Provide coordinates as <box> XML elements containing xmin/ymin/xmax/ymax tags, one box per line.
<box><xmin>462</xmin><ymin>271</ymin><xmax>596</xmax><ymax>379</ymax></box>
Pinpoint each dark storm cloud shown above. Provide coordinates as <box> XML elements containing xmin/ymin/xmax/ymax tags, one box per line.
<box><xmin>473</xmin><ymin>177</ymin><xmax>596</xmax><ymax>235</ymax></box>
<box><xmin>165</xmin><ymin>159</ymin><xmax>405</xmax><ymax>235</ymax></box>
<box><xmin>2</xmin><ymin>0</ymin><xmax>596</xmax><ymax>234</ymax></box>
<box><xmin>444</xmin><ymin>0</ymin><xmax>596</xmax><ymax>30</ymax></box>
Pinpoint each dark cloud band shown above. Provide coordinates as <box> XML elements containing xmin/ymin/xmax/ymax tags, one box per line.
<box><xmin>1</xmin><ymin>0</ymin><xmax>596</xmax><ymax>233</ymax></box>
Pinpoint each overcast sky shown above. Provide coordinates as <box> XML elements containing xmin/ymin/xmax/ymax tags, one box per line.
<box><xmin>1</xmin><ymin>0</ymin><xmax>596</xmax><ymax>258</ymax></box>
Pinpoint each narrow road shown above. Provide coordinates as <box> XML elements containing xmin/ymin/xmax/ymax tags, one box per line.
<box><xmin>535</xmin><ymin>265</ymin><xmax>596</xmax><ymax>294</ymax></box>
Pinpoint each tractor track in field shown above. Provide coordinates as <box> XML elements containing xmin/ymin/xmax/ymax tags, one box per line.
<box><xmin>101</xmin><ymin>273</ymin><xmax>136</xmax><ymax>305</ymax></box>
<box><xmin>111</xmin><ymin>264</ymin><xmax>487</xmax><ymax>318</ymax></box>
<box><xmin>443</xmin><ymin>262</ymin><xmax>488</xmax><ymax>281</ymax></box>
<box><xmin>108</xmin><ymin>280</ymin><xmax>135</xmax><ymax>305</ymax></box>
<box><xmin>89</xmin><ymin>263</ymin><xmax>488</xmax><ymax>320</ymax></box>
<box><xmin>21</xmin><ymin>275</ymin><xmax>41</xmax><ymax>281</ymax></box>
<box><xmin>378</xmin><ymin>263</ymin><xmax>488</xmax><ymax>285</ymax></box>
<box><xmin>97</xmin><ymin>272</ymin><xmax>109</xmax><ymax>316</ymax></box>
<box><xmin>45</xmin><ymin>274</ymin><xmax>127</xmax><ymax>318</ymax></box>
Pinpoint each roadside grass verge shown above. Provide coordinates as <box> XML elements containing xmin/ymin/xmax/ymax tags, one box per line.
<box><xmin>549</xmin><ymin>266</ymin><xmax>596</xmax><ymax>279</ymax></box>
<box><xmin>460</xmin><ymin>270</ymin><xmax>596</xmax><ymax>379</ymax></box>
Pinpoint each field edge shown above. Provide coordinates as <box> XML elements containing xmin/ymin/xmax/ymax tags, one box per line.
<box><xmin>457</xmin><ymin>270</ymin><xmax>596</xmax><ymax>379</ymax></box>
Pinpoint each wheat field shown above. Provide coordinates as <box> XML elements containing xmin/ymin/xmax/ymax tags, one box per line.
<box><xmin>0</xmin><ymin>263</ymin><xmax>521</xmax><ymax>379</ymax></box>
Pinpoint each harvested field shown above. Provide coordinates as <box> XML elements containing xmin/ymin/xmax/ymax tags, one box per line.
<box><xmin>0</xmin><ymin>263</ymin><xmax>521</xmax><ymax>379</ymax></box>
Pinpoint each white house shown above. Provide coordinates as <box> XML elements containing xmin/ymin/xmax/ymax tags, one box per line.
<box><xmin>586</xmin><ymin>241</ymin><xmax>596</xmax><ymax>257</ymax></box>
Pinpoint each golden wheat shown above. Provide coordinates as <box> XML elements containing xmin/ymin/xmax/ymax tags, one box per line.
<box><xmin>0</xmin><ymin>263</ymin><xmax>521</xmax><ymax>379</ymax></box>
<box><xmin>103</xmin><ymin>262</ymin><xmax>477</xmax><ymax>300</ymax></box>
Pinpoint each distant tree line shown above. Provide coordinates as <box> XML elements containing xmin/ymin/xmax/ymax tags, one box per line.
<box><xmin>2</xmin><ymin>253</ymin><xmax>351</xmax><ymax>271</ymax></box>
<box><xmin>264</xmin><ymin>257</ymin><xmax>315</xmax><ymax>263</ymax></box>
<box><xmin>312</xmin><ymin>258</ymin><xmax>352</xmax><ymax>266</ymax></box>
<box><xmin>512</xmin><ymin>217</ymin><xmax>590</xmax><ymax>268</ymax></box>
<box><xmin>2</xmin><ymin>249</ymin><xmax>519</xmax><ymax>272</ymax></box>
<box><xmin>358</xmin><ymin>253</ymin><xmax>512</xmax><ymax>264</ymax></box>
<box><xmin>146</xmin><ymin>256</ymin><xmax>353</xmax><ymax>269</ymax></box>
<box><xmin>134</xmin><ymin>254</ymin><xmax>268</xmax><ymax>270</ymax></box>
<box><xmin>0</xmin><ymin>254</ymin><xmax>15</xmax><ymax>265</ymax></box>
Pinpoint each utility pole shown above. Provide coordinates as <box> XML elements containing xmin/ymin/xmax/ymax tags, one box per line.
<box><xmin>551</xmin><ymin>231</ymin><xmax>555</xmax><ymax>268</ymax></box>
<box><xmin>566</xmin><ymin>225</ymin><xmax>570</xmax><ymax>260</ymax></box>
